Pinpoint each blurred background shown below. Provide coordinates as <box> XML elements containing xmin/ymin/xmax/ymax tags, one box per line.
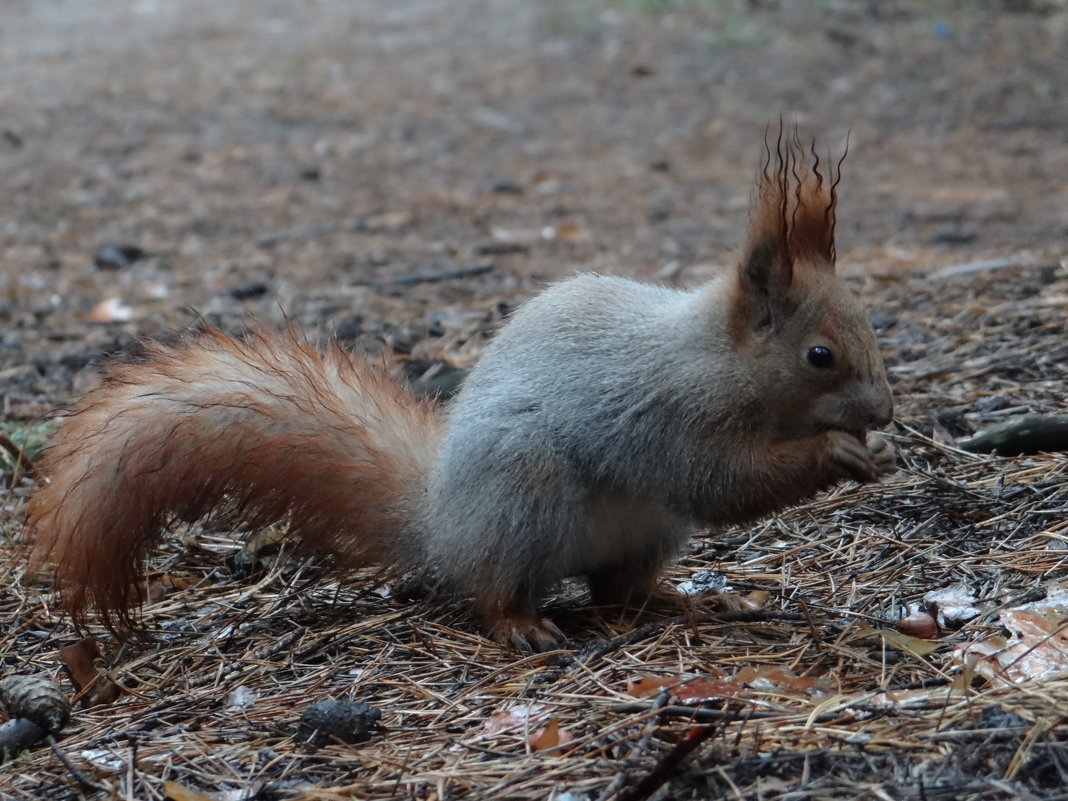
<box><xmin>2</xmin><ymin>7</ymin><xmax>1067</xmax><ymax>798</ymax></box>
<box><xmin>0</xmin><ymin>0</ymin><xmax>1065</xmax><ymax>409</ymax></box>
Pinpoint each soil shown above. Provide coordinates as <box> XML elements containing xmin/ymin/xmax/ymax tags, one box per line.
<box><xmin>1</xmin><ymin>1</ymin><xmax>1066</xmax><ymax>800</ymax></box>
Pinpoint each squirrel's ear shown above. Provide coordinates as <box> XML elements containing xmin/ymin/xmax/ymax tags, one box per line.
<box><xmin>733</xmin><ymin>232</ymin><xmax>792</xmax><ymax>329</ymax></box>
<box><xmin>729</xmin><ymin>125</ymin><xmax>843</xmax><ymax>333</ymax></box>
<box><xmin>740</xmin><ymin>232</ymin><xmax>793</xmax><ymax>299</ymax></box>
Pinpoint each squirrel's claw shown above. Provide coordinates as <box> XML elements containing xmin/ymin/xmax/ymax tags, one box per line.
<box><xmin>487</xmin><ymin>616</ymin><xmax>568</xmax><ymax>653</ymax></box>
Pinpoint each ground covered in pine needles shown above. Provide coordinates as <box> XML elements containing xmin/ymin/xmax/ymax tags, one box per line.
<box><xmin>1</xmin><ymin>2</ymin><xmax>1067</xmax><ymax>799</ymax></box>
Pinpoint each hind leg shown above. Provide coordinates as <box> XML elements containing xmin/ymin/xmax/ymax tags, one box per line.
<box><xmin>587</xmin><ymin>559</ymin><xmax>665</xmax><ymax>607</ymax></box>
<box><xmin>479</xmin><ymin>589</ymin><xmax>567</xmax><ymax>653</ymax></box>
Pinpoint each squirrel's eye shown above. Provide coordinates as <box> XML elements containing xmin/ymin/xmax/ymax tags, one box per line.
<box><xmin>806</xmin><ymin>346</ymin><xmax>834</xmax><ymax>369</ymax></box>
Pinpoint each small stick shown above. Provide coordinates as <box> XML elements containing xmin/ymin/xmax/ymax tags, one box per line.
<box><xmin>615</xmin><ymin>721</ymin><xmax>724</xmax><ymax>801</ymax></box>
<box><xmin>47</xmin><ymin>735</ymin><xmax>111</xmax><ymax>794</ymax></box>
<box><xmin>388</xmin><ymin>263</ymin><xmax>494</xmax><ymax>286</ymax></box>
<box><xmin>931</xmin><ymin>257</ymin><xmax>1017</xmax><ymax>279</ymax></box>
<box><xmin>596</xmin><ymin>690</ymin><xmax>672</xmax><ymax>801</ymax></box>
<box><xmin>0</xmin><ymin>429</ymin><xmax>39</xmax><ymax>482</ymax></box>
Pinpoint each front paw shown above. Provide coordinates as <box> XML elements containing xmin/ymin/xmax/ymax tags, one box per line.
<box><xmin>825</xmin><ymin>430</ymin><xmax>877</xmax><ymax>483</ymax></box>
<box><xmin>866</xmin><ymin>431</ymin><xmax>897</xmax><ymax>477</ymax></box>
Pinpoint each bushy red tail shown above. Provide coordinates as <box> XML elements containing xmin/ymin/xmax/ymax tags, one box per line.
<box><xmin>25</xmin><ymin>326</ymin><xmax>443</xmax><ymax>631</ymax></box>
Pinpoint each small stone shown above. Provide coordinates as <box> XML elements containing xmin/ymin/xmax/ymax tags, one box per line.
<box><xmin>975</xmin><ymin>394</ymin><xmax>1011</xmax><ymax>414</ymax></box>
<box><xmin>230</xmin><ymin>282</ymin><xmax>270</xmax><ymax>301</ymax></box>
<box><xmin>333</xmin><ymin>314</ymin><xmax>364</xmax><ymax>342</ymax></box>
<box><xmin>93</xmin><ymin>243</ymin><xmax>145</xmax><ymax>271</ymax></box>
<box><xmin>898</xmin><ymin>610</ymin><xmax>939</xmax><ymax>640</ymax></box>
<box><xmin>489</xmin><ymin>177</ymin><xmax>523</xmax><ymax>194</ymax></box>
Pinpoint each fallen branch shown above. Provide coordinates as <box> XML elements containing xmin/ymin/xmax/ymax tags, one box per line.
<box><xmin>957</xmin><ymin>414</ymin><xmax>1068</xmax><ymax>456</ymax></box>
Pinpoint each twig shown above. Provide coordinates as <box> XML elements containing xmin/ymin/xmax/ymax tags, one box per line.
<box><xmin>596</xmin><ymin>689</ymin><xmax>672</xmax><ymax>801</ymax></box>
<box><xmin>388</xmin><ymin>263</ymin><xmax>494</xmax><ymax>286</ymax></box>
<box><xmin>615</xmin><ymin>721</ymin><xmax>724</xmax><ymax>801</ymax></box>
<box><xmin>931</xmin><ymin>257</ymin><xmax>1017</xmax><ymax>279</ymax></box>
<box><xmin>0</xmin><ymin>429</ymin><xmax>39</xmax><ymax>482</ymax></box>
<box><xmin>47</xmin><ymin>734</ymin><xmax>111</xmax><ymax>793</ymax></box>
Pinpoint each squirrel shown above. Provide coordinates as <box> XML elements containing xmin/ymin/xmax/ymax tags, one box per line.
<box><xmin>25</xmin><ymin>133</ymin><xmax>895</xmax><ymax>652</ymax></box>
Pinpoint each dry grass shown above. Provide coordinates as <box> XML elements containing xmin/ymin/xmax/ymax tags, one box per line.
<box><xmin>1</xmin><ymin>256</ymin><xmax>1066</xmax><ymax>800</ymax></box>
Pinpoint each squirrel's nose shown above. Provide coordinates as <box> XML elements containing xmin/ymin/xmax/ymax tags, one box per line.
<box><xmin>870</xmin><ymin>389</ymin><xmax>894</xmax><ymax>428</ymax></box>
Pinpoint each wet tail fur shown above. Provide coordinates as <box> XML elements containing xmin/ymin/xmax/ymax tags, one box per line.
<box><xmin>26</xmin><ymin>327</ymin><xmax>443</xmax><ymax>631</ymax></box>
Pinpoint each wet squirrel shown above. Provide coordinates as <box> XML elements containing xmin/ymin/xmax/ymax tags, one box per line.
<box><xmin>26</xmin><ymin>134</ymin><xmax>895</xmax><ymax>651</ymax></box>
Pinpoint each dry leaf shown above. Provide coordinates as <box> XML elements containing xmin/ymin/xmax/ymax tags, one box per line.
<box><xmin>542</xmin><ymin>220</ymin><xmax>587</xmax><ymax>241</ymax></box>
<box><xmin>480</xmin><ymin>703</ymin><xmax>550</xmax><ymax>737</ymax></box>
<box><xmin>142</xmin><ymin>572</ymin><xmax>196</xmax><ymax>604</ymax></box>
<box><xmin>363</xmin><ymin>210</ymin><xmax>412</xmax><ymax>231</ymax></box>
<box><xmin>627</xmin><ymin>674</ymin><xmax>743</xmax><ymax>703</ymax></box>
<box><xmin>853</xmin><ymin>622</ymin><xmax>940</xmax><ymax>657</ymax></box>
<box><xmin>741</xmin><ymin>590</ymin><xmax>769</xmax><ymax>609</ymax></box>
<box><xmin>59</xmin><ymin>638</ymin><xmax>122</xmax><ymax>707</ymax></box>
<box><xmin>924</xmin><ymin>584</ymin><xmax>983</xmax><ymax>628</ymax></box>
<box><xmin>877</xmin><ymin>627</ymin><xmax>942</xmax><ymax>657</ymax></box>
<box><xmin>529</xmin><ymin>717</ymin><xmax>574</xmax><ymax>751</ymax></box>
<box><xmin>626</xmin><ymin>675</ymin><xmax>677</xmax><ymax>698</ymax></box>
<box><xmin>734</xmin><ymin>666</ymin><xmax>833</xmax><ymax>696</ymax></box>
<box><xmin>165</xmin><ymin>782</ymin><xmax>215</xmax><ymax>801</ymax></box>
<box><xmin>956</xmin><ymin>606</ymin><xmax>1068</xmax><ymax>684</ymax></box>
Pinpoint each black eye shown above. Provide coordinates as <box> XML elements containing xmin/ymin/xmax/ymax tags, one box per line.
<box><xmin>807</xmin><ymin>346</ymin><xmax>834</xmax><ymax>369</ymax></box>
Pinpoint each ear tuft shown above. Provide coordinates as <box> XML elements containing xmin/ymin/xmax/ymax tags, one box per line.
<box><xmin>742</xmin><ymin>123</ymin><xmax>843</xmax><ymax>281</ymax></box>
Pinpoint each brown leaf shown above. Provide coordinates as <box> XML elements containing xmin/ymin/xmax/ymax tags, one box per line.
<box><xmin>545</xmin><ymin>220</ymin><xmax>587</xmax><ymax>242</ymax></box>
<box><xmin>142</xmin><ymin>572</ymin><xmax>196</xmax><ymax>604</ymax></box>
<box><xmin>858</xmin><ymin>623</ymin><xmax>941</xmax><ymax>658</ymax></box>
<box><xmin>734</xmin><ymin>665</ymin><xmax>833</xmax><ymax>696</ymax></box>
<box><xmin>529</xmin><ymin>717</ymin><xmax>574</xmax><ymax>751</ymax></box>
<box><xmin>59</xmin><ymin>638</ymin><xmax>122</xmax><ymax>707</ymax></box>
<box><xmin>626</xmin><ymin>675</ymin><xmax>677</xmax><ymax>698</ymax></box>
<box><xmin>165</xmin><ymin>782</ymin><xmax>216</xmax><ymax>801</ymax></box>
<box><xmin>480</xmin><ymin>703</ymin><xmax>550</xmax><ymax>737</ymax></box>
<box><xmin>627</xmin><ymin>674</ymin><xmax>743</xmax><ymax>704</ymax></box>
<box><xmin>741</xmin><ymin>590</ymin><xmax>770</xmax><ymax>609</ymax></box>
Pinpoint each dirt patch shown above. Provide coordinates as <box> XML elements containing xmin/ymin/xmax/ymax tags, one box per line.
<box><xmin>1</xmin><ymin>1</ymin><xmax>1066</xmax><ymax>799</ymax></box>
